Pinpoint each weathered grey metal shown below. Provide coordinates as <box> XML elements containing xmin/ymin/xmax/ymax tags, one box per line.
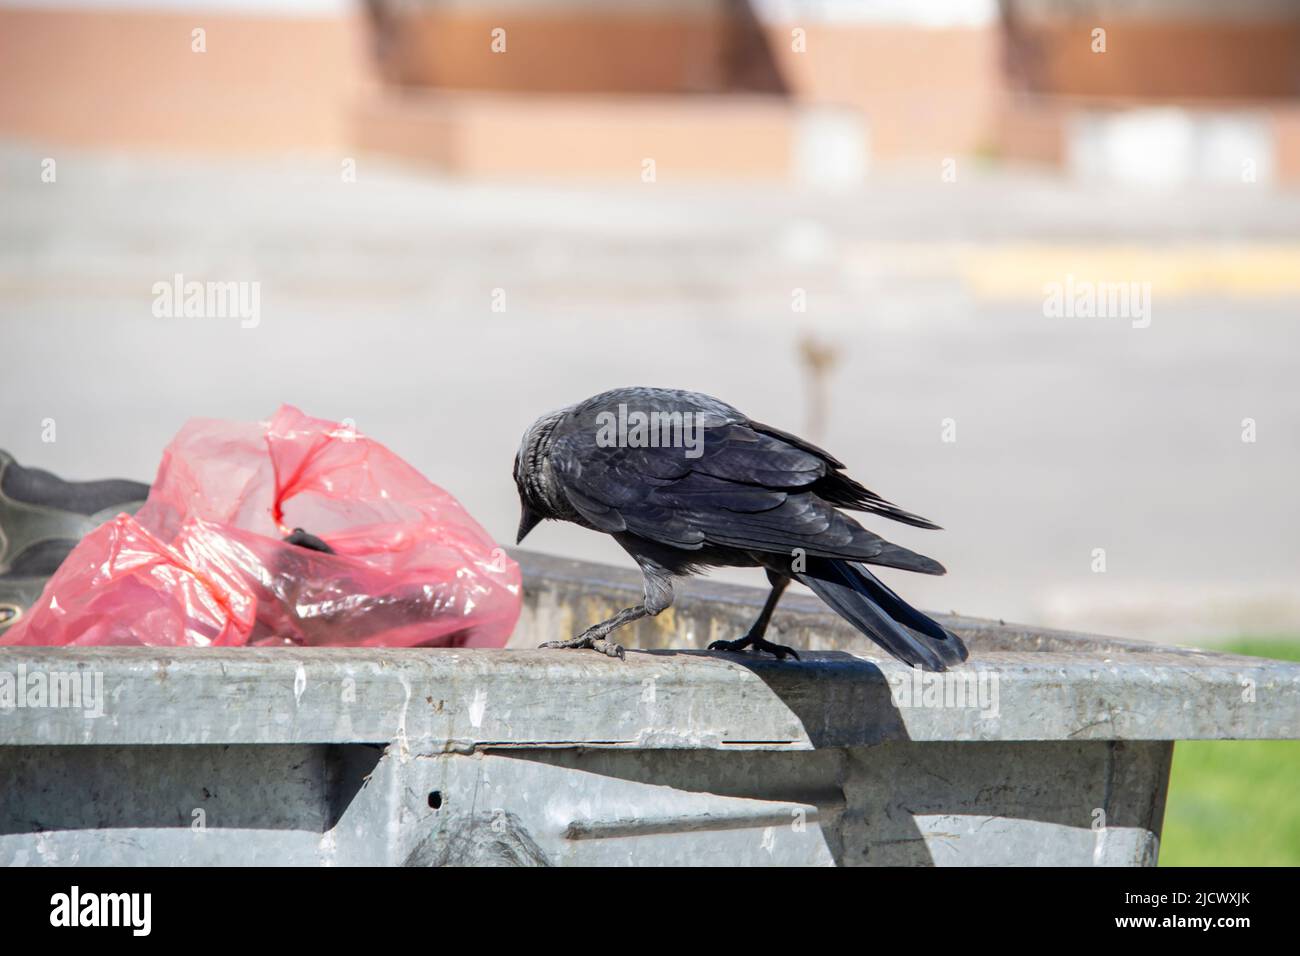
<box><xmin>0</xmin><ymin>740</ymin><xmax>1170</xmax><ymax>866</ymax></box>
<box><xmin>0</xmin><ymin>550</ymin><xmax>1293</xmax><ymax>866</ymax></box>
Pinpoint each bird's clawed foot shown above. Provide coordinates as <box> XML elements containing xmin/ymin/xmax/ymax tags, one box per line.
<box><xmin>708</xmin><ymin>634</ymin><xmax>801</xmax><ymax>660</ymax></box>
<box><xmin>539</xmin><ymin>632</ymin><xmax>626</xmax><ymax>660</ymax></box>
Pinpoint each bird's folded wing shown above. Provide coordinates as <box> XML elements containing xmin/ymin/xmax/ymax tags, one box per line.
<box><xmin>549</xmin><ymin>421</ymin><xmax>943</xmax><ymax>573</ymax></box>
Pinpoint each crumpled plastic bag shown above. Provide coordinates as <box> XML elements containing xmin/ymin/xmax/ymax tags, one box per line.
<box><xmin>2</xmin><ymin>405</ymin><xmax>521</xmax><ymax>647</ymax></box>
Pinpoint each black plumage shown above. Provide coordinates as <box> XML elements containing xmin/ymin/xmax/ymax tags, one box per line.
<box><xmin>514</xmin><ymin>387</ymin><xmax>967</xmax><ymax>670</ymax></box>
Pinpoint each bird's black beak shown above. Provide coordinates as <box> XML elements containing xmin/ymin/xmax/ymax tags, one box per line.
<box><xmin>516</xmin><ymin>505</ymin><xmax>542</xmax><ymax>545</ymax></box>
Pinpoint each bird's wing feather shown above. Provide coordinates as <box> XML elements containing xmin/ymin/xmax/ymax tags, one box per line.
<box><xmin>549</xmin><ymin>398</ymin><xmax>943</xmax><ymax>573</ymax></box>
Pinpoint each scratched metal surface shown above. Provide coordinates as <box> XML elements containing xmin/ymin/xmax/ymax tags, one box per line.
<box><xmin>0</xmin><ymin>643</ymin><xmax>1294</xmax><ymax>750</ymax></box>
<box><xmin>1</xmin><ymin>550</ymin><xmax>1296</xmax><ymax>749</ymax></box>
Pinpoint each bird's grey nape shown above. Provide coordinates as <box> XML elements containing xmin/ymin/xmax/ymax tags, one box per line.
<box><xmin>513</xmin><ymin>407</ymin><xmax>569</xmax><ymax>516</ymax></box>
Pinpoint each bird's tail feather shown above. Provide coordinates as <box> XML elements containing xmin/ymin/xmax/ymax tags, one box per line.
<box><xmin>794</xmin><ymin>557</ymin><xmax>968</xmax><ymax>671</ymax></box>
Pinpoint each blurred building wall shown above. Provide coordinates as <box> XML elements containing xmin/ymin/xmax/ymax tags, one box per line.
<box><xmin>998</xmin><ymin>0</ymin><xmax>1300</xmax><ymax>183</ymax></box>
<box><xmin>376</xmin><ymin>0</ymin><xmax>1002</xmax><ymax>160</ymax></box>
<box><xmin>381</xmin><ymin>0</ymin><xmax>739</xmax><ymax>94</ymax></box>
<box><xmin>0</xmin><ymin>1</ymin><xmax>373</xmax><ymax>152</ymax></box>
<box><xmin>3</xmin><ymin>0</ymin><xmax>1300</xmax><ymax>180</ymax></box>
<box><xmin>1004</xmin><ymin>0</ymin><xmax>1300</xmax><ymax>99</ymax></box>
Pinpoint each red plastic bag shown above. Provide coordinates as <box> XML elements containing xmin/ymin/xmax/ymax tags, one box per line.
<box><xmin>2</xmin><ymin>406</ymin><xmax>521</xmax><ymax>647</ymax></box>
<box><xmin>1</xmin><ymin>514</ymin><xmax>257</xmax><ymax>647</ymax></box>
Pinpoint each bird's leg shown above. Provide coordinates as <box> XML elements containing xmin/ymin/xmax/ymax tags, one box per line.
<box><xmin>539</xmin><ymin>564</ymin><xmax>673</xmax><ymax>660</ymax></box>
<box><xmin>709</xmin><ymin>570</ymin><xmax>800</xmax><ymax>660</ymax></box>
<box><xmin>539</xmin><ymin>606</ymin><xmax>642</xmax><ymax>659</ymax></box>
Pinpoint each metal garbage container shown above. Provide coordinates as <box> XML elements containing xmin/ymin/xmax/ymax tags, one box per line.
<box><xmin>2</xmin><ymin>550</ymin><xmax>1296</xmax><ymax>865</ymax></box>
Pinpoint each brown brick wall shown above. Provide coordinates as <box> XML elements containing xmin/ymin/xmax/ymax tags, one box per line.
<box><xmin>0</xmin><ymin>8</ymin><xmax>373</xmax><ymax>152</ymax></box>
<box><xmin>1004</xmin><ymin>19</ymin><xmax>1300</xmax><ymax>100</ymax></box>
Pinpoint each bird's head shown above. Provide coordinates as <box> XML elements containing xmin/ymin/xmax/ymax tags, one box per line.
<box><xmin>513</xmin><ymin>409</ymin><xmax>565</xmax><ymax>544</ymax></box>
<box><xmin>514</xmin><ymin>449</ymin><xmax>543</xmax><ymax>544</ymax></box>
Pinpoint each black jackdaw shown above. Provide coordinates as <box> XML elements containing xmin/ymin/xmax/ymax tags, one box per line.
<box><xmin>514</xmin><ymin>387</ymin><xmax>967</xmax><ymax>670</ymax></box>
